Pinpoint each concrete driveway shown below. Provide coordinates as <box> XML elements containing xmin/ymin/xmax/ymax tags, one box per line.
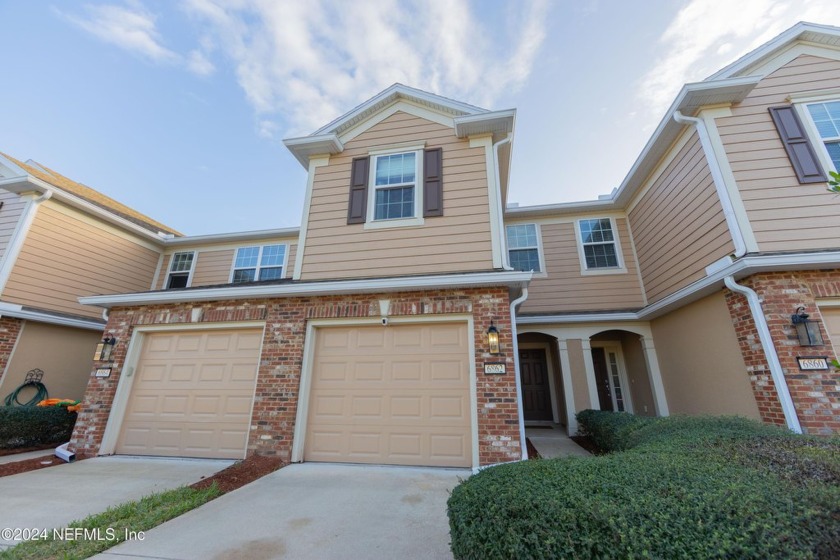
<box><xmin>0</xmin><ymin>456</ymin><xmax>232</xmax><ymax>550</ymax></box>
<box><xmin>96</xmin><ymin>463</ymin><xmax>468</xmax><ymax>560</ymax></box>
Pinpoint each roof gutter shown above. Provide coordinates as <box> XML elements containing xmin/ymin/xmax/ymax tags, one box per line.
<box><xmin>79</xmin><ymin>271</ymin><xmax>534</xmax><ymax>309</ymax></box>
<box><xmin>673</xmin><ymin>111</ymin><xmax>747</xmax><ymax>258</ymax></box>
<box><xmin>723</xmin><ymin>276</ymin><xmax>802</xmax><ymax>433</ymax></box>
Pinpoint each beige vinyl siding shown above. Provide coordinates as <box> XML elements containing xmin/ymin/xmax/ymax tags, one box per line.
<box><xmin>629</xmin><ymin>132</ymin><xmax>734</xmax><ymax>303</ymax></box>
<box><xmin>0</xmin><ymin>191</ymin><xmax>26</xmax><ymax>260</ymax></box>
<box><xmin>300</xmin><ymin>111</ymin><xmax>493</xmax><ymax>280</ymax></box>
<box><xmin>517</xmin><ymin>219</ymin><xmax>645</xmax><ymax>314</ymax></box>
<box><xmin>191</xmin><ymin>249</ymin><xmax>235</xmax><ymax>286</ymax></box>
<box><xmin>650</xmin><ymin>292</ymin><xmax>760</xmax><ymax>420</ymax></box>
<box><xmin>3</xmin><ymin>201</ymin><xmax>160</xmax><ymax>319</ymax></box>
<box><xmin>155</xmin><ymin>254</ymin><xmax>171</xmax><ymax>290</ymax></box>
<box><xmin>717</xmin><ymin>54</ymin><xmax>840</xmax><ymax>252</ymax></box>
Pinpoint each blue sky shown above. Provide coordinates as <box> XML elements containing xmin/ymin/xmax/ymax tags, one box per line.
<box><xmin>2</xmin><ymin>1</ymin><xmax>839</xmax><ymax>235</ymax></box>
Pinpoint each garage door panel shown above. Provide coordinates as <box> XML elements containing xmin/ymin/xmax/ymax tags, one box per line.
<box><xmin>116</xmin><ymin>329</ymin><xmax>261</xmax><ymax>459</ymax></box>
<box><xmin>305</xmin><ymin>323</ymin><xmax>471</xmax><ymax>467</ymax></box>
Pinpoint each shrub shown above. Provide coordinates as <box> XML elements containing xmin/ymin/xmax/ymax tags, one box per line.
<box><xmin>449</xmin><ymin>414</ymin><xmax>840</xmax><ymax>559</ymax></box>
<box><xmin>575</xmin><ymin>409</ymin><xmax>652</xmax><ymax>452</ymax></box>
<box><xmin>0</xmin><ymin>406</ymin><xmax>77</xmax><ymax>449</ymax></box>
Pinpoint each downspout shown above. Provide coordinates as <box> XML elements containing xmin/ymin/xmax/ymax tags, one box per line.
<box><xmin>673</xmin><ymin>111</ymin><xmax>747</xmax><ymax>258</ymax></box>
<box><xmin>723</xmin><ymin>276</ymin><xmax>802</xmax><ymax>433</ymax></box>
<box><xmin>0</xmin><ymin>189</ymin><xmax>53</xmax><ymax>294</ymax></box>
<box><xmin>493</xmin><ymin>135</ymin><xmax>514</xmax><ymax>271</ymax></box>
<box><xmin>509</xmin><ymin>287</ymin><xmax>529</xmax><ymax>459</ymax></box>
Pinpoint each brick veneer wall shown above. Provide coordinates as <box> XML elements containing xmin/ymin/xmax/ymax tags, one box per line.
<box><xmin>0</xmin><ymin>317</ymin><xmax>23</xmax><ymax>387</ymax></box>
<box><xmin>70</xmin><ymin>287</ymin><xmax>522</xmax><ymax>465</ymax></box>
<box><xmin>724</xmin><ymin>271</ymin><xmax>840</xmax><ymax>435</ymax></box>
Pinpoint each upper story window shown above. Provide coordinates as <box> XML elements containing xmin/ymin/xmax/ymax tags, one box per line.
<box><xmin>166</xmin><ymin>251</ymin><xmax>194</xmax><ymax>289</ymax></box>
<box><xmin>232</xmin><ymin>244</ymin><xmax>286</xmax><ymax>283</ymax></box>
<box><xmin>806</xmin><ymin>101</ymin><xmax>840</xmax><ymax>171</ymax></box>
<box><xmin>506</xmin><ymin>224</ymin><xmax>541</xmax><ymax>272</ymax></box>
<box><xmin>373</xmin><ymin>152</ymin><xmax>417</xmax><ymax>220</ymax></box>
<box><xmin>578</xmin><ymin>218</ymin><xmax>620</xmax><ymax>270</ymax></box>
<box><xmin>347</xmin><ymin>146</ymin><xmax>442</xmax><ymax>228</ymax></box>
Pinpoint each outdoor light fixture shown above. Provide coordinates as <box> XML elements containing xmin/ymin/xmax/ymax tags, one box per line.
<box><xmin>791</xmin><ymin>306</ymin><xmax>823</xmax><ymax>347</ymax></box>
<box><xmin>95</xmin><ymin>334</ymin><xmax>117</xmax><ymax>362</ymax></box>
<box><xmin>487</xmin><ymin>321</ymin><xmax>500</xmax><ymax>355</ymax></box>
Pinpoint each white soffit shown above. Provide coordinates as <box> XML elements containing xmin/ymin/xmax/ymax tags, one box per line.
<box><xmin>454</xmin><ymin>110</ymin><xmax>516</xmax><ymax>138</ymax></box>
<box><xmin>282</xmin><ymin>134</ymin><xmax>343</xmax><ymax>168</ymax></box>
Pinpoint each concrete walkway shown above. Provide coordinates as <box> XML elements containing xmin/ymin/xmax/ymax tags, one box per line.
<box><xmin>0</xmin><ymin>456</ymin><xmax>232</xmax><ymax>550</ymax></box>
<box><xmin>95</xmin><ymin>463</ymin><xmax>467</xmax><ymax>560</ymax></box>
<box><xmin>526</xmin><ymin>424</ymin><xmax>591</xmax><ymax>459</ymax></box>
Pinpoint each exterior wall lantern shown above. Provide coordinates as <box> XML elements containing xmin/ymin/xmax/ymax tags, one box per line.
<box><xmin>487</xmin><ymin>321</ymin><xmax>500</xmax><ymax>355</ymax></box>
<box><xmin>791</xmin><ymin>306</ymin><xmax>823</xmax><ymax>347</ymax></box>
<box><xmin>95</xmin><ymin>334</ymin><xmax>117</xmax><ymax>362</ymax></box>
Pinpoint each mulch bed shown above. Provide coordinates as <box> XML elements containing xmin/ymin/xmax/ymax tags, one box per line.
<box><xmin>191</xmin><ymin>455</ymin><xmax>285</xmax><ymax>493</ymax></box>
<box><xmin>0</xmin><ymin>453</ymin><xmax>62</xmax><ymax>477</ymax></box>
<box><xmin>526</xmin><ymin>437</ymin><xmax>541</xmax><ymax>460</ymax></box>
<box><xmin>570</xmin><ymin>435</ymin><xmax>604</xmax><ymax>455</ymax></box>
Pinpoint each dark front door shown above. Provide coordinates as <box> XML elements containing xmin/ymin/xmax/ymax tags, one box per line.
<box><xmin>591</xmin><ymin>347</ymin><xmax>614</xmax><ymax>411</ymax></box>
<box><xmin>519</xmin><ymin>348</ymin><xmax>553</xmax><ymax>421</ymax></box>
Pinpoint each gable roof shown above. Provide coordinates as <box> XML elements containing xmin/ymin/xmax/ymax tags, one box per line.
<box><xmin>284</xmin><ymin>83</ymin><xmax>514</xmax><ymax>168</ymax></box>
<box><xmin>0</xmin><ymin>152</ymin><xmax>181</xmax><ymax>236</ymax></box>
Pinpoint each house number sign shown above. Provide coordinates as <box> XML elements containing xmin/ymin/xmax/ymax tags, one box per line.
<box><xmin>94</xmin><ymin>367</ymin><xmax>112</xmax><ymax>378</ymax></box>
<box><xmin>484</xmin><ymin>363</ymin><xmax>506</xmax><ymax>375</ymax></box>
<box><xmin>796</xmin><ymin>357</ymin><xmax>829</xmax><ymax>371</ymax></box>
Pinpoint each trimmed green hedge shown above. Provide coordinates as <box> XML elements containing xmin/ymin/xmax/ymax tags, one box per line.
<box><xmin>0</xmin><ymin>406</ymin><xmax>77</xmax><ymax>449</ymax></box>
<box><xmin>575</xmin><ymin>409</ymin><xmax>652</xmax><ymax>452</ymax></box>
<box><xmin>448</xmin><ymin>413</ymin><xmax>840</xmax><ymax>559</ymax></box>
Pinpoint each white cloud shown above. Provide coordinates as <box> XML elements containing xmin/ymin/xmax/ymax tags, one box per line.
<box><xmin>636</xmin><ymin>0</ymin><xmax>840</xmax><ymax>119</ymax></box>
<box><xmin>62</xmin><ymin>1</ymin><xmax>216</xmax><ymax>76</ymax></box>
<box><xmin>64</xmin><ymin>0</ymin><xmax>179</xmax><ymax>62</ymax></box>
<box><xmin>182</xmin><ymin>0</ymin><xmax>550</xmax><ymax>136</ymax></box>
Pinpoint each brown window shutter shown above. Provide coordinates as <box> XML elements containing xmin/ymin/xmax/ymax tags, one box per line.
<box><xmin>423</xmin><ymin>148</ymin><xmax>443</xmax><ymax>217</ymax></box>
<box><xmin>347</xmin><ymin>157</ymin><xmax>369</xmax><ymax>224</ymax></box>
<box><xmin>768</xmin><ymin>105</ymin><xmax>827</xmax><ymax>184</ymax></box>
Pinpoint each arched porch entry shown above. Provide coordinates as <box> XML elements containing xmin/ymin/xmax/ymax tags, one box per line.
<box><xmin>517</xmin><ymin>323</ymin><xmax>669</xmax><ymax>435</ymax></box>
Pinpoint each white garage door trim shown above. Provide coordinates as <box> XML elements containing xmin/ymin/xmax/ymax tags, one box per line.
<box><xmin>99</xmin><ymin>322</ymin><xmax>266</xmax><ymax>456</ymax></box>
<box><xmin>291</xmin><ymin>315</ymin><xmax>478</xmax><ymax>467</ymax></box>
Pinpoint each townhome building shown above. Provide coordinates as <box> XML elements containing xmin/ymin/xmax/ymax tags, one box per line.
<box><xmin>68</xmin><ymin>21</ymin><xmax>840</xmax><ymax>469</ymax></box>
<box><xmin>0</xmin><ymin>154</ymin><xmax>180</xmax><ymax>402</ymax></box>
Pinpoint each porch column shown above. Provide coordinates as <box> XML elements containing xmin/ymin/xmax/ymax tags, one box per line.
<box><xmin>556</xmin><ymin>339</ymin><xmax>579</xmax><ymax>435</ymax></box>
<box><xmin>640</xmin><ymin>336</ymin><xmax>670</xmax><ymax>416</ymax></box>
<box><xmin>580</xmin><ymin>339</ymin><xmax>601</xmax><ymax>410</ymax></box>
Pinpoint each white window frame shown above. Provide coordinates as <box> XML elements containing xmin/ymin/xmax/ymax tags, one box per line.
<box><xmin>505</xmin><ymin>223</ymin><xmax>546</xmax><ymax>277</ymax></box>
<box><xmin>164</xmin><ymin>251</ymin><xmax>196</xmax><ymax>289</ymax></box>
<box><xmin>229</xmin><ymin>243</ymin><xmax>289</xmax><ymax>283</ymax></box>
<box><xmin>574</xmin><ymin>217</ymin><xmax>627</xmax><ymax>275</ymax></box>
<box><xmin>364</xmin><ymin>143</ymin><xmax>425</xmax><ymax>230</ymax></box>
<box><xmin>794</xmin><ymin>92</ymin><xmax>840</xmax><ymax>175</ymax></box>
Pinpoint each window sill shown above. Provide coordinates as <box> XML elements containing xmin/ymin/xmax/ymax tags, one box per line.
<box><xmin>579</xmin><ymin>266</ymin><xmax>628</xmax><ymax>276</ymax></box>
<box><xmin>363</xmin><ymin>216</ymin><xmax>425</xmax><ymax>230</ymax></box>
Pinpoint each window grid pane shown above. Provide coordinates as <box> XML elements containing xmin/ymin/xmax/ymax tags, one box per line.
<box><xmin>506</xmin><ymin>224</ymin><xmax>538</xmax><ymax>249</ymax></box>
<box><xmin>375</xmin><ymin>153</ymin><xmax>416</xmax><ymax>186</ymax></box>
<box><xmin>374</xmin><ymin>186</ymin><xmax>414</xmax><ymax>220</ymax></box>
<box><xmin>510</xmin><ymin>249</ymin><xmax>541</xmax><ymax>272</ymax></box>
<box><xmin>584</xmin><ymin>244</ymin><xmax>618</xmax><ymax>268</ymax></box>
<box><xmin>826</xmin><ymin>141</ymin><xmax>840</xmax><ymax>170</ymax></box>
<box><xmin>170</xmin><ymin>252</ymin><xmax>194</xmax><ymax>272</ymax></box>
<box><xmin>235</xmin><ymin>247</ymin><xmax>259</xmax><ymax>268</ymax></box>
<box><xmin>808</xmin><ymin>102</ymin><xmax>840</xmax><ymax>140</ymax></box>
<box><xmin>258</xmin><ymin>267</ymin><xmax>283</xmax><ymax>281</ymax></box>
<box><xmin>260</xmin><ymin>245</ymin><xmax>285</xmax><ymax>267</ymax></box>
<box><xmin>232</xmin><ymin>269</ymin><xmax>256</xmax><ymax>283</ymax></box>
<box><xmin>579</xmin><ymin>219</ymin><xmax>614</xmax><ymax>244</ymax></box>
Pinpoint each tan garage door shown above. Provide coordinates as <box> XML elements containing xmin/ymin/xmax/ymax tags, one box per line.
<box><xmin>821</xmin><ymin>307</ymin><xmax>840</xmax><ymax>354</ymax></box>
<box><xmin>117</xmin><ymin>329</ymin><xmax>262</xmax><ymax>459</ymax></box>
<box><xmin>305</xmin><ymin>323</ymin><xmax>472</xmax><ymax>467</ymax></box>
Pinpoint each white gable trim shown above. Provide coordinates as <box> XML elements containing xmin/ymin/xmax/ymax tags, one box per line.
<box><xmin>338</xmin><ymin>100</ymin><xmax>455</xmax><ymax>144</ymax></box>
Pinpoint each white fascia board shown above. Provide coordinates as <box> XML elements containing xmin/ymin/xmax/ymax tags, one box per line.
<box><xmin>79</xmin><ymin>271</ymin><xmax>534</xmax><ymax>309</ymax></box>
<box><xmin>283</xmin><ymin>134</ymin><xmax>343</xmax><ymax>169</ymax></box>
<box><xmin>0</xmin><ymin>175</ymin><xmax>169</xmax><ymax>243</ymax></box>
<box><xmin>504</xmin><ymin>198</ymin><xmax>619</xmax><ymax>218</ymax></box>
<box><xmin>517</xmin><ymin>312</ymin><xmax>640</xmax><ymax>324</ymax></box>
<box><xmin>0</xmin><ymin>154</ymin><xmax>29</xmax><ymax>179</ymax></box>
<box><xmin>0</xmin><ymin>302</ymin><xmax>105</xmax><ymax>331</ymax></box>
<box><xmin>707</xmin><ymin>22</ymin><xmax>840</xmax><ymax>80</ymax></box>
<box><xmin>163</xmin><ymin>227</ymin><xmax>300</xmax><ymax>246</ymax></box>
<box><xmin>312</xmin><ymin>84</ymin><xmax>487</xmax><ymax>137</ymax></box>
<box><xmin>454</xmin><ymin>110</ymin><xmax>516</xmax><ymax>138</ymax></box>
